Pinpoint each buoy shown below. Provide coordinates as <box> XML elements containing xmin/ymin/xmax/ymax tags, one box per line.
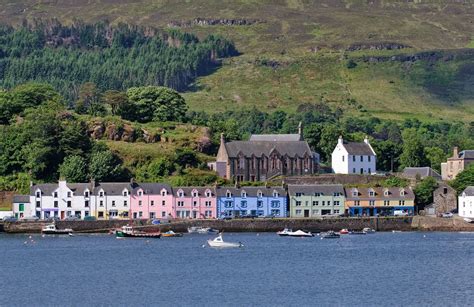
<box><xmin>201</xmin><ymin>244</ymin><xmax>206</xmax><ymax>248</ymax></box>
<box><xmin>28</xmin><ymin>235</ymin><xmax>32</xmax><ymax>239</ymax></box>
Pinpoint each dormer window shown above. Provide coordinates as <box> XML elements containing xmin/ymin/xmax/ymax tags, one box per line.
<box><xmin>67</xmin><ymin>192</ymin><xmax>71</xmax><ymax>198</ymax></box>
<box><xmin>205</xmin><ymin>190</ymin><xmax>211</xmax><ymax>198</ymax></box>
<box><xmin>138</xmin><ymin>191</ymin><xmax>143</xmax><ymax>197</ymax></box>
<box><xmin>273</xmin><ymin>191</ymin><xmax>279</xmax><ymax>198</ymax></box>
<box><xmin>178</xmin><ymin>190</ymin><xmax>184</xmax><ymax>198</ymax></box>
<box><xmin>352</xmin><ymin>190</ymin><xmax>358</xmax><ymax>197</ymax></box>
<box><xmin>400</xmin><ymin>189</ymin><xmax>406</xmax><ymax>196</ymax></box>
<box><xmin>36</xmin><ymin>191</ymin><xmax>41</xmax><ymax>198</ymax></box>
<box><xmin>123</xmin><ymin>191</ymin><xmax>128</xmax><ymax>197</ymax></box>
<box><xmin>226</xmin><ymin>190</ymin><xmax>232</xmax><ymax>198</ymax></box>
<box><xmin>257</xmin><ymin>190</ymin><xmax>263</xmax><ymax>198</ymax></box>
<box><xmin>384</xmin><ymin>190</ymin><xmax>389</xmax><ymax>196</ymax></box>
<box><xmin>161</xmin><ymin>190</ymin><xmax>167</xmax><ymax>196</ymax></box>
<box><xmin>192</xmin><ymin>190</ymin><xmax>198</xmax><ymax>198</ymax></box>
<box><xmin>314</xmin><ymin>193</ymin><xmax>321</xmax><ymax>197</ymax></box>
<box><xmin>369</xmin><ymin>190</ymin><xmax>375</xmax><ymax>197</ymax></box>
<box><xmin>241</xmin><ymin>191</ymin><xmax>247</xmax><ymax>198</ymax></box>
<box><xmin>84</xmin><ymin>191</ymin><xmax>89</xmax><ymax>198</ymax></box>
<box><xmin>99</xmin><ymin>191</ymin><xmax>104</xmax><ymax>197</ymax></box>
<box><xmin>54</xmin><ymin>192</ymin><xmax>58</xmax><ymax>198</ymax></box>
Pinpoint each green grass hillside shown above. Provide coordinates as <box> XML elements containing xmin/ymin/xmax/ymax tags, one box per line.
<box><xmin>1</xmin><ymin>0</ymin><xmax>473</xmax><ymax>121</ymax></box>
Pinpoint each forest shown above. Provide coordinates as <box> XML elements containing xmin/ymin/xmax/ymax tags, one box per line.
<box><xmin>0</xmin><ymin>19</ymin><xmax>237</xmax><ymax>100</ymax></box>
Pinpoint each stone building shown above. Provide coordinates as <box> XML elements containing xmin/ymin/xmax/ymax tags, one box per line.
<box><xmin>441</xmin><ymin>147</ymin><xmax>474</xmax><ymax>180</ymax></box>
<box><xmin>424</xmin><ymin>184</ymin><xmax>457</xmax><ymax>216</ymax></box>
<box><xmin>210</xmin><ymin>123</ymin><xmax>318</xmax><ymax>182</ymax></box>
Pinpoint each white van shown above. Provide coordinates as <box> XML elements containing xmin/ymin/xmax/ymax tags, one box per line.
<box><xmin>393</xmin><ymin>210</ymin><xmax>409</xmax><ymax>216</ymax></box>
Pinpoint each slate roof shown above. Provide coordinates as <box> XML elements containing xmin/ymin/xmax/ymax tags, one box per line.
<box><xmin>94</xmin><ymin>182</ymin><xmax>133</xmax><ymax>195</ymax></box>
<box><xmin>249</xmin><ymin>134</ymin><xmax>301</xmax><ymax>142</ymax></box>
<box><xmin>402</xmin><ymin>167</ymin><xmax>441</xmax><ymax>179</ymax></box>
<box><xmin>224</xmin><ymin>141</ymin><xmax>312</xmax><ymax>158</ymax></box>
<box><xmin>30</xmin><ymin>183</ymin><xmax>92</xmax><ymax>196</ymax></box>
<box><xmin>344</xmin><ymin>187</ymin><xmax>414</xmax><ymax>200</ymax></box>
<box><xmin>215</xmin><ymin>186</ymin><xmax>286</xmax><ymax>197</ymax></box>
<box><xmin>463</xmin><ymin>186</ymin><xmax>474</xmax><ymax>196</ymax></box>
<box><xmin>342</xmin><ymin>142</ymin><xmax>375</xmax><ymax>156</ymax></box>
<box><xmin>134</xmin><ymin>183</ymin><xmax>172</xmax><ymax>195</ymax></box>
<box><xmin>12</xmin><ymin>195</ymin><xmax>30</xmax><ymax>203</ymax></box>
<box><xmin>459</xmin><ymin>150</ymin><xmax>474</xmax><ymax>159</ymax></box>
<box><xmin>288</xmin><ymin>184</ymin><xmax>344</xmax><ymax>196</ymax></box>
<box><xmin>174</xmin><ymin>187</ymin><xmax>215</xmax><ymax>197</ymax></box>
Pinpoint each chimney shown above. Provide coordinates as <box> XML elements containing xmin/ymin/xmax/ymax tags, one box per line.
<box><xmin>90</xmin><ymin>178</ymin><xmax>96</xmax><ymax>188</ymax></box>
<box><xmin>220</xmin><ymin>133</ymin><xmax>225</xmax><ymax>145</ymax></box>
<box><xmin>29</xmin><ymin>181</ymin><xmax>33</xmax><ymax>187</ymax></box>
<box><xmin>453</xmin><ymin>147</ymin><xmax>459</xmax><ymax>158</ymax></box>
<box><xmin>338</xmin><ymin>135</ymin><xmax>343</xmax><ymax>145</ymax></box>
<box><xmin>298</xmin><ymin>122</ymin><xmax>303</xmax><ymax>140</ymax></box>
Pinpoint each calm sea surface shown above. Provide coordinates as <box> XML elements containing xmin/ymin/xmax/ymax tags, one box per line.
<box><xmin>0</xmin><ymin>232</ymin><xmax>473</xmax><ymax>306</ymax></box>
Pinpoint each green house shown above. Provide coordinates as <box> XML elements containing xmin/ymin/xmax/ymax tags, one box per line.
<box><xmin>288</xmin><ymin>184</ymin><xmax>345</xmax><ymax>218</ymax></box>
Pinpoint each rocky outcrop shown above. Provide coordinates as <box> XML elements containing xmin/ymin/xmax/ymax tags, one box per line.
<box><xmin>168</xmin><ymin>18</ymin><xmax>263</xmax><ymax>28</ymax></box>
<box><xmin>87</xmin><ymin>120</ymin><xmax>162</xmax><ymax>143</ymax></box>
<box><xmin>347</xmin><ymin>42</ymin><xmax>411</xmax><ymax>51</ymax></box>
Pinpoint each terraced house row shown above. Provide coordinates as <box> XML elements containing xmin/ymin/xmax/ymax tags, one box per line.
<box><xmin>12</xmin><ymin>180</ymin><xmax>415</xmax><ymax>220</ymax></box>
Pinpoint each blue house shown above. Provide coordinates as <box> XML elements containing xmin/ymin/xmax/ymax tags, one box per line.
<box><xmin>216</xmin><ymin>186</ymin><xmax>287</xmax><ymax>218</ymax></box>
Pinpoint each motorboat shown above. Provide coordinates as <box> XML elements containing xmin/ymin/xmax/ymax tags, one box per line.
<box><xmin>207</xmin><ymin>234</ymin><xmax>243</xmax><ymax>248</ymax></box>
<box><xmin>116</xmin><ymin>225</ymin><xmax>161</xmax><ymax>238</ymax></box>
<box><xmin>41</xmin><ymin>224</ymin><xmax>73</xmax><ymax>235</ymax></box>
<box><xmin>321</xmin><ymin>231</ymin><xmax>341</xmax><ymax>239</ymax></box>
<box><xmin>349</xmin><ymin>230</ymin><xmax>367</xmax><ymax>235</ymax></box>
<box><xmin>287</xmin><ymin>230</ymin><xmax>314</xmax><ymax>237</ymax></box>
<box><xmin>188</xmin><ymin>226</ymin><xmax>219</xmax><ymax>234</ymax></box>
<box><xmin>339</xmin><ymin>228</ymin><xmax>349</xmax><ymax>235</ymax></box>
<box><xmin>277</xmin><ymin>228</ymin><xmax>293</xmax><ymax>236</ymax></box>
<box><xmin>363</xmin><ymin>227</ymin><xmax>376</xmax><ymax>234</ymax></box>
<box><xmin>162</xmin><ymin>230</ymin><xmax>183</xmax><ymax>237</ymax></box>
<box><xmin>463</xmin><ymin>218</ymin><xmax>474</xmax><ymax>223</ymax></box>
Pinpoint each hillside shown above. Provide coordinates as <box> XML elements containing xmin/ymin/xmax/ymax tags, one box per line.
<box><xmin>1</xmin><ymin>0</ymin><xmax>473</xmax><ymax>121</ymax></box>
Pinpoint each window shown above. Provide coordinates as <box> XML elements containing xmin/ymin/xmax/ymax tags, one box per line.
<box><xmin>360</xmin><ymin>168</ymin><xmax>364</xmax><ymax>174</ymax></box>
<box><xmin>205</xmin><ymin>201</ymin><xmax>212</xmax><ymax>207</ymax></box>
<box><xmin>241</xmin><ymin>191</ymin><xmax>247</xmax><ymax>198</ymax></box>
<box><xmin>295</xmin><ymin>209</ymin><xmax>302</xmax><ymax>215</ymax></box>
<box><xmin>36</xmin><ymin>191</ymin><xmax>41</xmax><ymax>198</ymax></box>
<box><xmin>368</xmin><ymin>156</ymin><xmax>371</xmax><ymax>162</ymax></box>
<box><xmin>334</xmin><ymin>210</ymin><xmax>340</xmax><ymax>214</ymax></box>
<box><xmin>226</xmin><ymin>191</ymin><xmax>232</xmax><ymax>198</ymax></box>
<box><xmin>85</xmin><ymin>191</ymin><xmax>89</xmax><ymax>197</ymax></box>
<box><xmin>342</xmin><ymin>156</ymin><xmax>345</xmax><ymax>162</ymax></box>
<box><xmin>352</xmin><ymin>155</ymin><xmax>356</xmax><ymax>162</ymax></box>
<box><xmin>295</xmin><ymin>201</ymin><xmax>302</xmax><ymax>206</ymax></box>
<box><xmin>257</xmin><ymin>191</ymin><xmax>263</xmax><ymax>198</ymax></box>
<box><xmin>295</xmin><ymin>192</ymin><xmax>302</xmax><ymax>197</ymax></box>
<box><xmin>192</xmin><ymin>191</ymin><xmax>198</xmax><ymax>197</ymax></box>
<box><xmin>123</xmin><ymin>191</ymin><xmax>128</xmax><ymax>196</ymax></box>
<box><xmin>314</xmin><ymin>193</ymin><xmax>321</xmax><ymax>197</ymax></box>
<box><xmin>138</xmin><ymin>191</ymin><xmax>143</xmax><ymax>196</ymax></box>
<box><xmin>85</xmin><ymin>211</ymin><xmax>89</xmax><ymax>217</ymax></box>
<box><xmin>354</xmin><ymin>201</ymin><xmax>360</xmax><ymax>206</ymax></box>
<box><xmin>333</xmin><ymin>192</ymin><xmax>341</xmax><ymax>197</ymax></box>
<box><xmin>369</xmin><ymin>191</ymin><xmax>375</xmax><ymax>197</ymax></box>
<box><xmin>99</xmin><ymin>191</ymin><xmax>104</xmax><ymax>197</ymax></box>
<box><xmin>271</xmin><ymin>201</ymin><xmax>279</xmax><ymax>208</ymax></box>
<box><xmin>162</xmin><ymin>200</ymin><xmax>166</xmax><ymax>206</ymax></box>
<box><xmin>257</xmin><ymin>201</ymin><xmax>263</xmax><ymax>208</ymax></box>
<box><xmin>138</xmin><ymin>200</ymin><xmax>142</xmax><ymax>206</ymax></box>
<box><xmin>98</xmin><ymin>212</ymin><xmax>104</xmax><ymax>218</ymax></box>
<box><xmin>400</xmin><ymin>190</ymin><xmax>405</xmax><ymax>196</ymax></box>
<box><xmin>67</xmin><ymin>201</ymin><xmax>71</xmax><ymax>208</ymax></box>
<box><xmin>138</xmin><ymin>212</ymin><xmax>143</xmax><ymax>218</ymax></box>
<box><xmin>352</xmin><ymin>190</ymin><xmax>358</xmax><ymax>197</ymax></box>
<box><xmin>124</xmin><ymin>201</ymin><xmax>127</xmax><ymax>207</ymax></box>
<box><xmin>150</xmin><ymin>212</ymin><xmax>156</xmax><ymax>219</ymax></box>
<box><xmin>100</xmin><ymin>200</ymin><xmax>104</xmax><ymax>207</ymax></box>
<box><xmin>327</xmin><ymin>201</ymin><xmax>331</xmax><ymax>206</ymax></box>
<box><xmin>112</xmin><ymin>201</ymin><xmax>116</xmax><ymax>207</ymax></box>
<box><xmin>54</xmin><ymin>192</ymin><xmax>58</xmax><ymax>198</ymax></box>
<box><xmin>54</xmin><ymin>201</ymin><xmax>58</xmax><ymax>208</ymax></box>
<box><xmin>85</xmin><ymin>200</ymin><xmax>89</xmax><ymax>208</ymax></box>
<box><xmin>368</xmin><ymin>168</ymin><xmax>371</xmax><ymax>174</ymax></box>
<box><xmin>271</xmin><ymin>209</ymin><xmax>280</xmax><ymax>216</ymax></box>
<box><xmin>177</xmin><ymin>201</ymin><xmax>184</xmax><ymax>207</ymax></box>
<box><xmin>384</xmin><ymin>200</ymin><xmax>390</xmax><ymax>206</ymax></box>
<box><xmin>205</xmin><ymin>210</ymin><xmax>212</xmax><ymax>217</ymax></box>
<box><xmin>193</xmin><ymin>201</ymin><xmax>198</xmax><ymax>207</ymax></box>
<box><xmin>384</xmin><ymin>190</ymin><xmax>389</xmax><ymax>196</ymax></box>
<box><xmin>312</xmin><ymin>201</ymin><xmax>318</xmax><ymax>206</ymax></box>
<box><xmin>322</xmin><ymin>201</ymin><xmax>325</xmax><ymax>206</ymax></box>
<box><xmin>67</xmin><ymin>192</ymin><xmax>71</xmax><ymax>198</ymax></box>
<box><xmin>151</xmin><ymin>200</ymin><xmax>155</xmax><ymax>206</ymax></box>
<box><xmin>369</xmin><ymin>200</ymin><xmax>375</xmax><ymax>206</ymax></box>
<box><xmin>273</xmin><ymin>191</ymin><xmax>279</xmax><ymax>198</ymax></box>
<box><xmin>161</xmin><ymin>190</ymin><xmax>167</xmax><ymax>196</ymax></box>
<box><xmin>224</xmin><ymin>201</ymin><xmax>233</xmax><ymax>208</ymax></box>
<box><xmin>334</xmin><ymin>201</ymin><xmax>340</xmax><ymax>206</ymax></box>
<box><xmin>352</xmin><ymin>168</ymin><xmax>356</xmax><ymax>174</ymax></box>
<box><xmin>312</xmin><ymin>209</ymin><xmax>319</xmax><ymax>215</ymax></box>
<box><xmin>360</xmin><ymin>156</ymin><xmax>363</xmax><ymax>162</ymax></box>
<box><xmin>123</xmin><ymin>212</ymin><xmax>129</xmax><ymax>218</ymax></box>
<box><xmin>399</xmin><ymin>200</ymin><xmax>405</xmax><ymax>206</ymax></box>
<box><xmin>241</xmin><ymin>201</ymin><xmax>247</xmax><ymax>208</ymax></box>
<box><xmin>178</xmin><ymin>190</ymin><xmax>184</xmax><ymax>197</ymax></box>
<box><xmin>206</xmin><ymin>191</ymin><xmax>211</xmax><ymax>198</ymax></box>
<box><xmin>162</xmin><ymin>211</ymin><xmax>166</xmax><ymax>217</ymax></box>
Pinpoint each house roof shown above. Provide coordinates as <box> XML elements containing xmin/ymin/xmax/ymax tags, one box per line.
<box><xmin>13</xmin><ymin>195</ymin><xmax>30</xmax><ymax>203</ymax></box>
<box><xmin>133</xmin><ymin>183</ymin><xmax>172</xmax><ymax>195</ymax></box>
<box><xmin>215</xmin><ymin>186</ymin><xmax>286</xmax><ymax>197</ymax></box>
<box><xmin>249</xmin><ymin>134</ymin><xmax>301</xmax><ymax>142</ymax></box>
<box><xmin>288</xmin><ymin>184</ymin><xmax>344</xmax><ymax>196</ymax></box>
<box><xmin>94</xmin><ymin>182</ymin><xmax>133</xmax><ymax>195</ymax></box>
<box><xmin>174</xmin><ymin>187</ymin><xmax>215</xmax><ymax>197</ymax></box>
<box><xmin>342</xmin><ymin>142</ymin><xmax>375</xmax><ymax>156</ymax></box>
<box><xmin>224</xmin><ymin>141</ymin><xmax>312</xmax><ymax>158</ymax></box>
<box><xmin>460</xmin><ymin>150</ymin><xmax>474</xmax><ymax>159</ymax></box>
<box><xmin>344</xmin><ymin>187</ymin><xmax>414</xmax><ymax>199</ymax></box>
<box><xmin>30</xmin><ymin>183</ymin><xmax>92</xmax><ymax>196</ymax></box>
<box><xmin>402</xmin><ymin>167</ymin><xmax>441</xmax><ymax>179</ymax></box>
<box><xmin>463</xmin><ymin>186</ymin><xmax>474</xmax><ymax>196</ymax></box>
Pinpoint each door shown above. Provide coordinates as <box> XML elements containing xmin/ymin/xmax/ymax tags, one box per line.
<box><xmin>61</xmin><ymin>211</ymin><xmax>65</xmax><ymax>220</ymax></box>
<box><xmin>192</xmin><ymin>211</ymin><xmax>198</xmax><ymax>219</ymax></box>
<box><xmin>304</xmin><ymin>210</ymin><xmax>310</xmax><ymax>218</ymax></box>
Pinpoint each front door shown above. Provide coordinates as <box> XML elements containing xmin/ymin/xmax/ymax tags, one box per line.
<box><xmin>192</xmin><ymin>211</ymin><xmax>198</xmax><ymax>219</ymax></box>
<box><xmin>304</xmin><ymin>210</ymin><xmax>310</xmax><ymax>218</ymax></box>
<box><xmin>61</xmin><ymin>211</ymin><xmax>65</xmax><ymax>220</ymax></box>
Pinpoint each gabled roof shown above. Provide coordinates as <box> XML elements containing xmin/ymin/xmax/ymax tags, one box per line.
<box><xmin>463</xmin><ymin>186</ymin><xmax>474</xmax><ymax>196</ymax></box>
<box><xmin>342</xmin><ymin>142</ymin><xmax>375</xmax><ymax>156</ymax></box>
<box><xmin>30</xmin><ymin>183</ymin><xmax>91</xmax><ymax>196</ymax></box>
<box><xmin>460</xmin><ymin>150</ymin><xmax>474</xmax><ymax>159</ymax></box>
<box><xmin>13</xmin><ymin>195</ymin><xmax>30</xmax><ymax>203</ymax></box>
<box><xmin>94</xmin><ymin>182</ymin><xmax>133</xmax><ymax>195</ymax></box>
<box><xmin>344</xmin><ymin>187</ymin><xmax>414</xmax><ymax>199</ymax></box>
<box><xmin>402</xmin><ymin>167</ymin><xmax>441</xmax><ymax>179</ymax></box>
<box><xmin>288</xmin><ymin>184</ymin><xmax>344</xmax><ymax>196</ymax></box>
<box><xmin>174</xmin><ymin>187</ymin><xmax>215</xmax><ymax>197</ymax></box>
<box><xmin>133</xmin><ymin>183</ymin><xmax>172</xmax><ymax>195</ymax></box>
<box><xmin>224</xmin><ymin>141</ymin><xmax>312</xmax><ymax>158</ymax></box>
<box><xmin>249</xmin><ymin>134</ymin><xmax>301</xmax><ymax>142</ymax></box>
<box><xmin>216</xmin><ymin>186</ymin><xmax>285</xmax><ymax>197</ymax></box>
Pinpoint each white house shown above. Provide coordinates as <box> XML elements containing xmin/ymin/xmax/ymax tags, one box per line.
<box><xmin>30</xmin><ymin>180</ymin><xmax>94</xmax><ymax>220</ymax></box>
<box><xmin>12</xmin><ymin>195</ymin><xmax>31</xmax><ymax>219</ymax></box>
<box><xmin>331</xmin><ymin>136</ymin><xmax>376</xmax><ymax>175</ymax></box>
<box><xmin>93</xmin><ymin>182</ymin><xmax>132</xmax><ymax>220</ymax></box>
<box><xmin>459</xmin><ymin>186</ymin><xmax>474</xmax><ymax>219</ymax></box>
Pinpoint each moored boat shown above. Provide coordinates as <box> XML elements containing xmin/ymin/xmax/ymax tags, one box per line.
<box><xmin>349</xmin><ymin>230</ymin><xmax>367</xmax><ymax>235</ymax></box>
<box><xmin>287</xmin><ymin>230</ymin><xmax>314</xmax><ymax>237</ymax></box>
<box><xmin>363</xmin><ymin>227</ymin><xmax>376</xmax><ymax>234</ymax></box>
<box><xmin>339</xmin><ymin>228</ymin><xmax>349</xmax><ymax>235</ymax></box>
<box><xmin>321</xmin><ymin>231</ymin><xmax>341</xmax><ymax>239</ymax></box>
<box><xmin>162</xmin><ymin>230</ymin><xmax>183</xmax><ymax>237</ymax></box>
<box><xmin>41</xmin><ymin>224</ymin><xmax>73</xmax><ymax>235</ymax></box>
<box><xmin>116</xmin><ymin>225</ymin><xmax>161</xmax><ymax>238</ymax></box>
<box><xmin>463</xmin><ymin>218</ymin><xmax>474</xmax><ymax>223</ymax></box>
<box><xmin>188</xmin><ymin>226</ymin><xmax>219</xmax><ymax>234</ymax></box>
<box><xmin>207</xmin><ymin>234</ymin><xmax>243</xmax><ymax>248</ymax></box>
<box><xmin>277</xmin><ymin>228</ymin><xmax>293</xmax><ymax>236</ymax></box>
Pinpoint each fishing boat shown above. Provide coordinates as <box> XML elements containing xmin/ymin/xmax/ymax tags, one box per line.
<box><xmin>162</xmin><ymin>230</ymin><xmax>183</xmax><ymax>237</ymax></box>
<box><xmin>339</xmin><ymin>228</ymin><xmax>349</xmax><ymax>235</ymax></box>
<box><xmin>207</xmin><ymin>233</ymin><xmax>243</xmax><ymax>248</ymax></box>
<box><xmin>187</xmin><ymin>226</ymin><xmax>219</xmax><ymax>234</ymax></box>
<box><xmin>321</xmin><ymin>231</ymin><xmax>341</xmax><ymax>239</ymax></box>
<box><xmin>287</xmin><ymin>230</ymin><xmax>314</xmax><ymax>237</ymax></box>
<box><xmin>115</xmin><ymin>225</ymin><xmax>161</xmax><ymax>238</ymax></box>
<box><xmin>276</xmin><ymin>228</ymin><xmax>293</xmax><ymax>236</ymax></box>
<box><xmin>363</xmin><ymin>227</ymin><xmax>376</xmax><ymax>234</ymax></box>
<box><xmin>41</xmin><ymin>223</ymin><xmax>73</xmax><ymax>235</ymax></box>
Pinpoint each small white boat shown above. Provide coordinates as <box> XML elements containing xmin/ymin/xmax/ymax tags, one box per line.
<box><xmin>188</xmin><ymin>226</ymin><xmax>219</xmax><ymax>234</ymax></box>
<box><xmin>41</xmin><ymin>224</ymin><xmax>73</xmax><ymax>235</ymax></box>
<box><xmin>392</xmin><ymin>230</ymin><xmax>402</xmax><ymax>233</ymax></box>
<box><xmin>363</xmin><ymin>227</ymin><xmax>376</xmax><ymax>234</ymax></box>
<box><xmin>287</xmin><ymin>230</ymin><xmax>314</xmax><ymax>237</ymax></box>
<box><xmin>321</xmin><ymin>231</ymin><xmax>340</xmax><ymax>239</ymax></box>
<box><xmin>207</xmin><ymin>234</ymin><xmax>243</xmax><ymax>248</ymax></box>
<box><xmin>463</xmin><ymin>218</ymin><xmax>474</xmax><ymax>224</ymax></box>
<box><xmin>277</xmin><ymin>228</ymin><xmax>293</xmax><ymax>236</ymax></box>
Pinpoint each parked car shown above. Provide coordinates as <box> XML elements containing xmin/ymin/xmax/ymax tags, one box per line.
<box><xmin>83</xmin><ymin>216</ymin><xmax>97</xmax><ymax>221</ymax></box>
<box><xmin>442</xmin><ymin>212</ymin><xmax>454</xmax><ymax>218</ymax></box>
<box><xmin>46</xmin><ymin>217</ymin><xmax>61</xmax><ymax>222</ymax></box>
<box><xmin>65</xmin><ymin>216</ymin><xmax>80</xmax><ymax>221</ymax></box>
<box><xmin>3</xmin><ymin>216</ymin><xmax>17</xmax><ymax>222</ymax></box>
<box><xmin>393</xmin><ymin>210</ymin><xmax>409</xmax><ymax>217</ymax></box>
<box><xmin>22</xmin><ymin>216</ymin><xmax>39</xmax><ymax>221</ymax></box>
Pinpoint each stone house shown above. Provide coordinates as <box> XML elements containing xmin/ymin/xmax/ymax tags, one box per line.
<box><xmin>424</xmin><ymin>184</ymin><xmax>457</xmax><ymax>216</ymax></box>
<box><xmin>441</xmin><ymin>147</ymin><xmax>474</xmax><ymax>180</ymax></box>
<box><xmin>331</xmin><ymin>136</ymin><xmax>376</xmax><ymax>175</ymax></box>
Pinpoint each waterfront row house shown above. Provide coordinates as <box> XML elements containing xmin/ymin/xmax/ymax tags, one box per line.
<box><xmin>344</xmin><ymin>187</ymin><xmax>415</xmax><ymax>217</ymax></box>
<box><xmin>288</xmin><ymin>184</ymin><xmax>345</xmax><ymax>218</ymax></box>
<box><xmin>216</xmin><ymin>186</ymin><xmax>288</xmax><ymax>218</ymax></box>
<box><xmin>459</xmin><ymin>186</ymin><xmax>474</xmax><ymax>219</ymax></box>
<box><xmin>331</xmin><ymin>136</ymin><xmax>376</xmax><ymax>175</ymax></box>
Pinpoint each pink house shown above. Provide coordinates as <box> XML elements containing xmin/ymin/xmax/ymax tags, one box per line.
<box><xmin>173</xmin><ymin>187</ymin><xmax>217</xmax><ymax>219</ymax></box>
<box><xmin>130</xmin><ymin>183</ymin><xmax>174</xmax><ymax>220</ymax></box>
